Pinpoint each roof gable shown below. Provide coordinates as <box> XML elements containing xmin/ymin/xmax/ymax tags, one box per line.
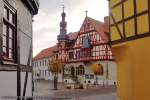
<box><xmin>79</xmin><ymin>17</ymin><xmax>109</xmax><ymax>42</ymax></box>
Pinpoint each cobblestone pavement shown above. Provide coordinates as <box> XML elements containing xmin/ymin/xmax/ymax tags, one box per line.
<box><xmin>33</xmin><ymin>80</ymin><xmax>117</xmax><ymax>100</ymax></box>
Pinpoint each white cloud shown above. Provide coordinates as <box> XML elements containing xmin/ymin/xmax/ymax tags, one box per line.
<box><xmin>33</xmin><ymin>10</ymin><xmax>58</xmax><ymax>32</ymax></box>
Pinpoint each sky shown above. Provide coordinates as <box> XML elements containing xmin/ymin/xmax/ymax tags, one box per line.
<box><xmin>33</xmin><ymin>0</ymin><xmax>109</xmax><ymax>57</ymax></box>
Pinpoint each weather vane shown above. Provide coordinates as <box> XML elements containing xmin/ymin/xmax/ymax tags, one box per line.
<box><xmin>85</xmin><ymin>10</ymin><xmax>88</xmax><ymax>17</ymax></box>
<box><xmin>62</xmin><ymin>4</ymin><xmax>64</xmax><ymax>12</ymax></box>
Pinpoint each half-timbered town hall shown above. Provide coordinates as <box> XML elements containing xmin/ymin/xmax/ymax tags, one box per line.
<box><xmin>33</xmin><ymin>8</ymin><xmax>116</xmax><ymax>86</ymax></box>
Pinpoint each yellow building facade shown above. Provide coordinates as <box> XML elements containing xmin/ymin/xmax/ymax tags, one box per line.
<box><xmin>109</xmin><ymin>0</ymin><xmax>150</xmax><ymax>100</ymax></box>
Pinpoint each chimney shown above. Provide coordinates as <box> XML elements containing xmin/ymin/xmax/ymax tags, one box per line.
<box><xmin>104</xmin><ymin>16</ymin><xmax>109</xmax><ymax>24</ymax></box>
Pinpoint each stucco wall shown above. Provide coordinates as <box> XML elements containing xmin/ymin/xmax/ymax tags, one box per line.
<box><xmin>17</xmin><ymin>0</ymin><xmax>33</xmax><ymax>66</ymax></box>
<box><xmin>0</xmin><ymin>72</ymin><xmax>32</xmax><ymax>97</ymax></box>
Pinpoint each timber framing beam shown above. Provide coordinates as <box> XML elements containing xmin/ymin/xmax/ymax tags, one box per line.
<box><xmin>109</xmin><ymin>0</ymin><xmax>150</xmax><ymax>45</ymax></box>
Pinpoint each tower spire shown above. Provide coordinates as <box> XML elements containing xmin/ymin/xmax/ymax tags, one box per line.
<box><xmin>61</xmin><ymin>5</ymin><xmax>66</xmax><ymax>20</ymax></box>
<box><xmin>57</xmin><ymin>5</ymin><xmax>69</xmax><ymax>40</ymax></box>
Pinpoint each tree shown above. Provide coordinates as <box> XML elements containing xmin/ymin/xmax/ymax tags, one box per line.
<box><xmin>48</xmin><ymin>59</ymin><xmax>64</xmax><ymax>90</ymax></box>
<box><xmin>91</xmin><ymin>64</ymin><xmax>103</xmax><ymax>85</ymax></box>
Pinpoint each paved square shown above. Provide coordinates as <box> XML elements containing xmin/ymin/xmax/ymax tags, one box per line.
<box><xmin>33</xmin><ymin>80</ymin><xmax>117</xmax><ymax>100</ymax></box>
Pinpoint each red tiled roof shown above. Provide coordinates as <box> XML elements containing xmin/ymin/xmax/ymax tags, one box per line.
<box><xmin>68</xmin><ymin>32</ymin><xmax>78</xmax><ymax>40</ymax></box>
<box><xmin>33</xmin><ymin>45</ymin><xmax>58</xmax><ymax>61</ymax></box>
<box><xmin>87</xmin><ymin>17</ymin><xmax>109</xmax><ymax>42</ymax></box>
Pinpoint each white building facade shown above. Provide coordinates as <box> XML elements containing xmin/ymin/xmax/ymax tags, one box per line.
<box><xmin>0</xmin><ymin>0</ymin><xmax>39</xmax><ymax>98</ymax></box>
<box><xmin>33</xmin><ymin>46</ymin><xmax>63</xmax><ymax>82</ymax></box>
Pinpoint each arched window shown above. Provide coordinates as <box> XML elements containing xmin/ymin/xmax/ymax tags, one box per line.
<box><xmin>71</xmin><ymin>66</ymin><xmax>75</xmax><ymax>77</ymax></box>
<box><xmin>76</xmin><ymin>65</ymin><xmax>85</xmax><ymax>75</ymax></box>
<box><xmin>98</xmin><ymin>64</ymin><xmax>104</xmax><ymax>75</ymax></box>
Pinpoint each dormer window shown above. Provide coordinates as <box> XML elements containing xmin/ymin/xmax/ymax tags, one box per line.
<box><xmin>82</xmin><ymin>36</ymin><xmax>92</xmax><ymax>49</ymax></box>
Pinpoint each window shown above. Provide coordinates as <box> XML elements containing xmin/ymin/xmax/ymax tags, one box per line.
<box><xmin>82</xmin><ymin>36</ymin><xmax>85</xmax><ymax>44</ymax></box>
<box><xmin>76</xmin><ymin>51</ymin><xmax>80</xmax><ymax>59</ymax></box>
<box><xmin>56</xmin><ymin>54</ymin><xmax>58</xmax><ymax>59</ymax></box>
<box><xmin>71</xmin><ymin>67</ymin><xmax>75</xmax><ymax>77</ymax></box>
<box><xmin>49</xmin><ymin>72</ymin><xmax>50</xmax><ymax>76</ymax></box>
<box><xmin>84</xmin><ymin>23</ymin><xmax>90</xmax><ymax>31</ymax></box>
<box><xmin>69</xmin><ymin>52</ymin><xmax>74</xmax><ymax>59</ymax></box>
<box><xmin>81</xmin><ymin>49</ymin><xmax>92</xmax><ymax>58</ymax></box>
<box><xmin>34</xmin><ymin>62</ymin><xmax>36</xmax><ymax>67</ymax></box>
<box><xmin>40</xmin><ymin>61</ymin><xmax>42</xmax><ymax>66</ymax></box>
<box><xmin>87</xmin><ymin>23</ymin><xmax>90</xmax><ymax>29</ymax></box>
<box><xmin>98</xmin><ymin>64</ymin><xmax>104</xmax><ymax>75</ymax></box>
<box><xmin>42</xmin><ymin>60</ymin><xmax>45</xmax><ymax>66</ymax></box>
<box><xmin>39</xmin><ymin>70</ymin><xmax>41</xmax><ymax>76</ymax></box>
<box><xmin>2</xmin><ymin>4</ymin><xmax>17</xmax><ymax>62</ymax></box>
<box><xmin>32</xmin><ymin>63</ymin><xmax>34</xmax><ymax>67</ymax></box>
<box><xmin>76</xmin><ymin>65</ymin><xmax>85</xmax><ymax>75</ymax></box>
<box><xmin>45</xmin><ymin>70</ymin><xmax>47</xmax><ymax>76</ymax></box>
<box><xmin>45</xmin><ymin>60</ymin><xmax>47</xmax><ymax>66</ymax></box>
<box><xmin>36</xmin><ymin>62</ymin><xmax>38</xmax><ymax>67</ymax></box>
<box><xmin>89</xmin><ymin>34</ymin><xmax>93</xmax><ymax>42</ymax></box>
